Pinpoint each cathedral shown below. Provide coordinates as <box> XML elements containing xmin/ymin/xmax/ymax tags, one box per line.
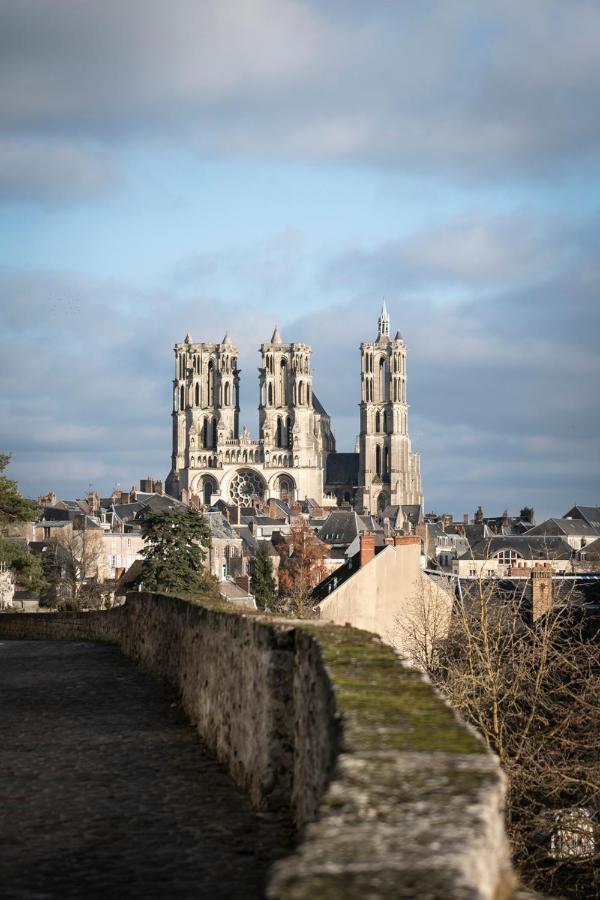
<box><xmin>166</xmin><ymin>305</ymin><xmax>423</xmax><ymax>517</ymax></box>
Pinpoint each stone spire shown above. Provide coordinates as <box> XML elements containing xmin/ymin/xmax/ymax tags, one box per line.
<box><xmin>271</xmin><ymin>324</ymin><xmax>282</xmax><ymax>344</ymax></box>
<box><xmin>222</xmin><ymin>331</ymin><xmax>233</xmax><ymax>346</ymax></box>
<box><xmin>377</xmin><ymin>302</ymin><xmax>390</xmax><ymax>339</ymax></box>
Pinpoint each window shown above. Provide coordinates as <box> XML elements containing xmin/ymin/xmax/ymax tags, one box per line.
<box><xmin>496</xmin><ymin>549</ymin><xmax>520</xmax><ymax>566</ymax></box>
<box><xmin>195</xmin><ymin>383</ymin><xmax>200</xmax><ymax>406</ymax></box>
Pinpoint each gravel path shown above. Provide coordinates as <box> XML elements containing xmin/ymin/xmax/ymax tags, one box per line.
<box><xmin>0</xmin><ymin>640</ymin><xmax>294</xmax><ymax>899</ymax></box>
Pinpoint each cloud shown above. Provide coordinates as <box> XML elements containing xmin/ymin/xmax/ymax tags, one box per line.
<box><xmin>2</xmin><ymin>0</ymin><xmax>600</xmax><ymax>202</ymax></box>
<box><xmin>1</xmin><ymin>200</ymin><xmax>599</xmax><ymax>519</ymax></box>
<box><xmin>323</xmin><ymin>212</ymin><xmax>580</xmax><ymax>294</ymax></box>
<box><xmin>0</xmin><ymin>138</ymin><xmax>115</xmax><ymax>202</ymax></box>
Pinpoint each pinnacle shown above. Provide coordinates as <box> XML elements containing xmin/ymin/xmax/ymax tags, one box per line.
<box><xmin>271</xmin><ymin>324</ymin><xmax>282</xmax><ymax>344</ymax></box>
<box><xmin>222</xmin><ymin>331</ymin><xmax>233</xmax><ymax>346</ymax></box>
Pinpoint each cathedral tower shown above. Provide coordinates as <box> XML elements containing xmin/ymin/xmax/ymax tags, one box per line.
<box><xmin>358</xmin><ymin>304</ymin><xmax>423</xmax><ymax>516</ymax></box>
<box><xmin>259</xmin><ymin>326</ymin><xmax>315</xmax><ymax>464</ymax></box>
<box><xmin>168</xmin><ymin>332</ymin><xmax>240</xmax><ymax>498</ymax></box>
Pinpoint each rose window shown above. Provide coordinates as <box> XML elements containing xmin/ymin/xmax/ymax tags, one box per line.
<box><xmin>228</xmin><ymin>469</ymin><xmax>266</xmax><ymax>504</ymax></box>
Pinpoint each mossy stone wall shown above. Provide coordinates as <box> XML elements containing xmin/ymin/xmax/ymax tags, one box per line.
<box><xmin>0</xmin><ymin>595</ymin><xmax>516</xmax><ymax>899</ymax></box>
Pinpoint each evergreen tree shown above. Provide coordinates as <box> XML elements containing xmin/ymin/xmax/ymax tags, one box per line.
<box><xmin>251</xmin><ymin>541</ymin><xmax>276</xmax><ymax>610</ymax></box>
<box><xmin>0</xmin><ymin>454</ymin><xmax>44</xmax><ymax>595</ymax></box>
<box><xmin>135</xmin><ymin>507</ymin><xmax>217</xmax><ymax>597</ymax></box>
<box><xmin>0</xmin><ymin>454</ymin><xmax>38</xmax><ymax>524</ymax></box>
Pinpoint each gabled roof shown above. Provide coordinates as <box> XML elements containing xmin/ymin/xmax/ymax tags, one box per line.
<box><xmin>380</xmin><ymin>505</ymin><xmax>423</xmax><ymax>530</ymax></box>
<box><xmin>527</xmin><ymin>518</ymin><xmax>600</xmax><ymax>537</ymax></box>
<box><xmin>312</xmin><ymin>393</ymin><xmax>329</xmax><ymax>417</ymax></box>
<box><xmin>563</xmin><ymin>506</ymin><xmax>600</xmax><ymax>530</ymax></box>
<box><xmin>312</xmin><ymin>545</ymin><xmax>388</xmax><ymax>603</ymax></box>
<box><xmin>317</xmin><ymin>510</ymin><xmax>372</xmax><ymax>546</ymax></box>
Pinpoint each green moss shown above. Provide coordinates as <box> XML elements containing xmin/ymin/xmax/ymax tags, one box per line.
<box><xmin>302</xmin><ymin>624</ymin><xmax>484</xmax><ymax>755</ymax></box>
<box><xmin>141</xmin><ymin>595</ymin><xmax>484</xmax><ymax>756</ymax></box>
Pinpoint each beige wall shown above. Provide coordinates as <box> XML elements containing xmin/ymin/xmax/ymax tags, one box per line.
<box><xmin>102</xmin><ymin>532</ymin><xmax>144</xmax><ymax>580</ymax></box>
<box><xmin>318</xmin><ymin>542</ymin><xmax>452</xmax><ymax>665</ymax></box>
<box><xmin>452</xmin><ymin>557</ymin><xmax>575</xmax><ymax>578</ymax></box>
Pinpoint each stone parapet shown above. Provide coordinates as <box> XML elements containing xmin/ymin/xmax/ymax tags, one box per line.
<box><xmin>0</xmin><ymin>597</ymin><xmax>516</xmax><ymax>899</ymax></box>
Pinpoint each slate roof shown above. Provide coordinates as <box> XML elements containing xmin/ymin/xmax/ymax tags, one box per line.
<box><xmin>562</xmin><ymin>506</ymin><xmax>600</xmax><ymax>530</ymax></box>
<box><xmin>113</xmin><ymin>494</ymin><xmax>186</xmax><ymax>524</ymax></box>
<box><xmin>312</xmin><ymin>545</ymin><xmax>387</xmax><ymax>603</ymax></box>
<box><xmin>317</xmin><ymin>510</ymin><xmax>373</xmax><ymax>546</ymax></box>
<box><xmin>580</xmin><ymin>537</ymin><xmax>600</xmax><ymax>559</ymax></box>
<box><xmin>325</xmin><ymin>453</ymin><xmax>360</xmax><ymax>486</ymax></box>
<box><xmin>527</xmin><ymin>518</ymin><xmax>600</xmax><ymax>537</ymax></box>
<box><xmin>380</xmin><ymin>505</ymin><xmax>423</xmax><ymax>529</ymax></box>
<box><xmin>460</xmin><ymin>535</ymin><xmax>573</xmax><ymax>562</ymax></box>
<box><xmin>311</xmin><ymin>393</ymin><xmax>329</xmax><ymax>417</ymax></box>
<box><xmin>237</xmin><ymin>526</ymin><xmax>258</xmax><ymax>554</ymax></box>
<box><xmin>445</xmin><ymin>523</ymin><xmax>492</xmax><ymax>545</ymax></box>
<box><xmin>203</xmin><ymin>512</ymin><xmax>241</xmax><ymax>541</ymax></box>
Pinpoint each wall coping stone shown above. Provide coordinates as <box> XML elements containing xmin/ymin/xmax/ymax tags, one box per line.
<box><xmin>0</xmin><ymin>594</ymin><xmax>517</xmax><ymax>899</ymax></box>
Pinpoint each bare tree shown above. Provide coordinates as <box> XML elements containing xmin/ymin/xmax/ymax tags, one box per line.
<box><xmin>422</xmin><ymin>574</ymin><xmax>600</xmax><ymax>898</ymax></box>
<box><xmin>44</xmin><ymin>524</ymin><xmax>105</xmax><ymax>610</ymax></box>
<box><xmin>394</xmin><ymin>573</ymin><xmax>453</xmax><ymax>676</ymax></box>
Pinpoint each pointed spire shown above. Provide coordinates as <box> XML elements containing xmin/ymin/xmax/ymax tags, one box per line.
<box><xmin>271</xmin><ymin>324</ymin><xmax>282</xmax><ymax>344</ymax></box>
<box><xmin>377</xmin><ymin>302</ymin><xmax>390</xmax><ymax>339</ymax></box>
<box><xmin>184</xmin><ymin>332</ymin><xmax>192</xmax><ymax>344</ymax></box>
<box><xmin>222</xmin><ymin>331</ymin><xmax>232</xmax><ymax>346</ymax></box>
<box><xmin>394</xmin><ymin>329</ymin><xmax>403</xmax><ymax>341</ymax></box>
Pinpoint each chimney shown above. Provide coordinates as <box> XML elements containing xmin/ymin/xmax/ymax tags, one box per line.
<box><xmin>531</xmin><ymin>563</ymin><xmax>553</xmax><ymax>621</ymax></box>
<box><xmin>235</xmin><ymin>575</ymin><xmax>251</xmax><ymax>593</ymax></box>
<box><xmin>393</xmin><ymin>535</ymin><xmax>421</xmax><ymax>547</ymax></box>
<box><xmin>463</xmin><ymin>513</ymin><xmax>468</xmax><ymax>525</ymax></box>
<box><xmin>359</xmin><ymin>533</ymin><xmax>376</xmax><ymax>567</ymax></box>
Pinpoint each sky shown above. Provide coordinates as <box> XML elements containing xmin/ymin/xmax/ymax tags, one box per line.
<box><xmin>1</xmin><ymin>0</ymin><xmax>599</xmax><ymax>521</ymax></box>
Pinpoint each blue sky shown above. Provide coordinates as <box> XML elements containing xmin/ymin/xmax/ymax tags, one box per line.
<box><xmin>1</xmin><ymin>0</ymin><xmax>599</xmax><ymax>520</ymax></box>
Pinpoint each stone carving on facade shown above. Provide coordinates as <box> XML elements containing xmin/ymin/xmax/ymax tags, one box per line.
<box><xmin>166</xmin><ymin>308</ymin><xmax>423</xmax><ymax>515</ymax></box>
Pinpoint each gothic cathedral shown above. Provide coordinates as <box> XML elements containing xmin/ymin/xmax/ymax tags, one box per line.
<box><xmin>166</xmin><ymin>305</ymin><xmax>423</xmax><ymax>516</ymax></box>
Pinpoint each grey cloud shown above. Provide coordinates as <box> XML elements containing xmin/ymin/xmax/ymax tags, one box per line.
<box><xmin>323</xmin><ymin>213</ymin><xmax>579</xmax><ymax>293</ymax></box>
<box><xmin>0</xmin><ymin>138</ymin><xmax>116</xmax><ymax>202</ymax></box>
<box><xmin>2</xmin><ymin>0</ymin><xmax>600</xmax><ymax>196</ymax></box>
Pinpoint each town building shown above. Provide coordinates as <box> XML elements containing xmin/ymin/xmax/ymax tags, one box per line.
<box><xmin>165</xmin><ymin>306</ymin><xmax>423</xmax><ymax>517</ymax></box>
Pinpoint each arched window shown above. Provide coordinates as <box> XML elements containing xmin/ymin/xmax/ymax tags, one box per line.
<box><xmin>268</xmin><ymin>383</ymin><xmax>273</xmax><ymax>405</ymax></box>
<box><xmin>384</xmin><ymin>445</ymin><xmax>389</xmax><ymax>475</ymax></box>
<box><xmin>280</xmin><ymin>359</ymin><xmax>287</xmax><ymax>404</ymax></box>
<box><xmin>224</xmin><ymin>382</ymin><xmax>230</xmax><ymax>406</ymax></box>
<box><xmin>207</xmin><ymin>361</ymin><xmax>214</xmax><ymax>406</ymax></box>
<box><xmin>212</xmin><ymin>417</ymin><xmax>217</xmax><ymax>449</ymax></box>
<box><xmin>375</xmin><ymin>411</ymin><xmax>381</xmax><ymax>432</ymax></box>
<box><xmin>375</xmin><ymin>445</ymin><xmax>381</xmax><ymax>477</ymax></box>
<box><xmin>299</xmin><ymin>381</ymin><xmax>304</xmax><ymax>405</ymax></box>
<box><xmin>276</xmin><ymin>417</ymin><xmax>283</xmax><ymax>448</ymax></box>
<box><xmin>383</xmin><ymin>411</ymin><xmax>388</xmax><ymax>432</ymax></box>
<box><xmin>180</xmin><ymin>385</ymin><xmax>185</xmax><ymax>410</ymax></box>
<box><xmin>202</xmin><ymin>417</ymin><xmax>209</xmax><ymax>447</ymax></box>
<box><xmin>195</xmin><ymin>383</ymin><xmax>200</xmax><ymax>406</ymax></box>
<box><xmin>286</xmin><ymin>416</ymin><xmax>292</xmax><ymax>448</ymax></box>
<box><xmin>379</xmin><ymin>357</ymin><xmax>386</xmax><ymax>401</ymax></box>
<box><xmin>496</xmin><ymin>549</ymin><xmax>521</xmax><ymax>567</ymax></box>
<box><xmin>203</xmin><ymin>479</ymin><xmax>215</xmax><ymax>506</ymax></box>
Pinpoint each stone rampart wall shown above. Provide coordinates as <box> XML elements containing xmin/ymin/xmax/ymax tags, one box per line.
<box><xmin>0</xmin><ymin>595</ymin><xmax>516</xmax><ymax>899</ymax></box>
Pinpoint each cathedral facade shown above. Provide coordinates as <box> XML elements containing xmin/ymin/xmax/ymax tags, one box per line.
<box><xmin>166</xmin><ymin>306</ymin><xmax>423</xmax><ymax>516</ymax></box>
